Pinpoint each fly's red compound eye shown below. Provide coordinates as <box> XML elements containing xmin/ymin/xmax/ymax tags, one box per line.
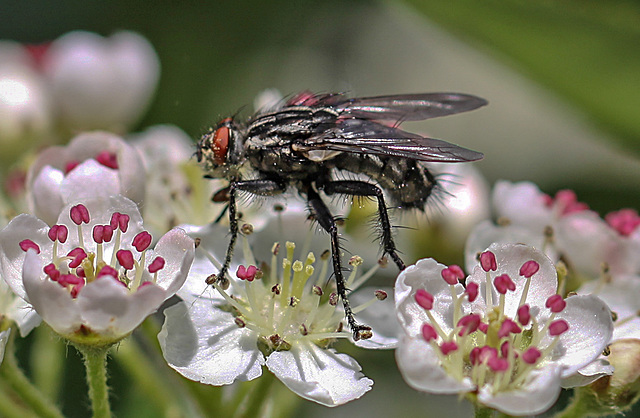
<box><xmin>212</xmin><ymin>118</ymin><xmax>232</xmax><ymax>165</ymax></box>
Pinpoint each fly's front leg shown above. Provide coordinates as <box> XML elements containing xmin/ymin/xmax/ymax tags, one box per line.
<box><xmin>206</xmin><ymin>178</ymin><xmax>286</xmax><ymax>286</ymax></box>
<box><xmin>306</xmin><ymin>187</ymin><xmax>372</xmax><ymax>341</ymax></box>
<box><xmin>320</xmin><ymin>180</ymin><xmax>406</xmax><ymax>271</ymax></box>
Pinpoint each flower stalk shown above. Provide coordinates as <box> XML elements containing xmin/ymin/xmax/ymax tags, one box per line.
<box><xmin>80</xmin><ymin>345</ymin><xmax>111</xmax><ymax>418</ymax></box>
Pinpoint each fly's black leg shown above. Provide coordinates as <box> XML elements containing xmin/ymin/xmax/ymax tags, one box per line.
<box><xmin>320</xmin><ymin>180</ymin><xmax>406</xmax><ymax>271</ymax></box>
<box><xmin>206</xmin><ymin>178</ymin><xmax>286</xmax><ymax>286</ymax></box>
<box><xmin>306</xmin><ymin>186</ymin><xmax>372</xmax><ymax>341</ymax></box>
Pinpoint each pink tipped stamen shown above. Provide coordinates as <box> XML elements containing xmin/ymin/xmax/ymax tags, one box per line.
<box><xmin>19</xmin><ymin>239</ymin><xmax>40</xmax><ymax>253</ymax></box>
<box><xmin>44</xmin><ymin>263</ymin><xmax>60</xmax><ymax>281</ymax></box>
<box><xmin>480</xmin><ymin>251</ymin><xmax>497</xmax><ymax>272</ymax></box>
<box><xmin>64</xmin><ymin>160</ymin><xmax>80</xmax><ymax>173</ymax></box>
<box><xmin>132</xmin><ymin>231</ymin><xmax>152</xmax><ymax>252</ymax></box>
<box><xmin>70</xmin><ymin>204</ymin><xmax>90</xmax><ymax>225</ymax></box>
<box><xmin>415</xmin><ymin>289</ymin><xmax>434</xmax><ymax>310</ymax></box>
<box><xmin>441</xmin><ymin>265</ymin><xmax>464</xmax><ymax>285</ymax></box>
<box><xmin>498</xmin><ymin>318</ymin><xmax>522</xmax><ymax>338</ymax></box>
<box><xmin>457</xmin><ymin>314</ymin><xmax>481</xmax><ymax>336</ymax></box>
<box><xmin>116</xmin><ymin>250</ymin><xmax>135</xmax><ymax>270</ymax></box>
<box><xmin>110</xmin><ymin>212</ymin><xmax>130</xmax><ymax>233</ymax></box>
<box><xmin>519</xmin><ymin>260</ymin><xmax>540</xmax><ymax>278</ymax></box>
<box><xmin>148</xmin><ymin>256</ymin><xmax>165</xmax><ymax>274</ymax></box>
<box><xmin>517</xmin><ymin>304</ymin><xmax>531</xmax><ymax>326</ymax></box>
<box><xmin>95</xmin><ymin>150</ymin><xmax>119</xmax><ymax>169</ymax></box>
<box><xmin>606</xmin><ymin>209</ymin><xmax>640</xmax><ymax>237</ymax></box>
<box><xmin>546</xmin><ymin>294</ymin><xmax>567</xmax><ymax>313</ymax></box>
<box><xmin>440</xmin><ymin>341</ymin><xmax>458</xmax><ymax>355</ymax></box>
<box><xmin>488</xmin><ymin>356</ymin><xmax>509</xmax><ymax>372</ymax></box>
<box><xmin>236</xmin><ymin>265</ymin><xmax>257</xmax><ymax>281</ymax></box>
<box><xmin>48</xmin><ymin>225</ymin><xmax>69</xmax><ymax>243</ymax></box>
<box><xmin>494</xmin><ymin>274</ymin><xmax>515</xmax><ymax>294</ymax></box>
<box><xmin>522</xmin><ymin>347</ymin><xmax>542</xmax><ymax>364</ymax></box>
<box><xmin>421</xmin><ymin>323</ymin><xmax>438</xmax><ymax>342</ymax></box>
<box><xmin>549</xmin><ymin>319</ymin><xmax>569</xmax><ymax>336</ymax></box>
<box><xmin>465</xmin><ymin>282</ymin><xmax>478</xmax><ymax>302</ymax></box>
<box><xmin>92</xmin><ymin>225</ymin><xmax>114</xmax><ymax>244</ymax></box>
<box><xmin>97</xmin><ymin>265</ymin><xmax>118</xmax><ymax>279</ymax></box>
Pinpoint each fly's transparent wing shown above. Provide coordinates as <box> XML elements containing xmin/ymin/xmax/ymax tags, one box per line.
<box><xmin>299</xmin><ymin>118</ymin><xmax>483</xmax><ymax>163</ymax></box>
<box><xmin>335</xmin><ymin>93</ymin><xmax>487</xmax><ymax>121</ymax></box>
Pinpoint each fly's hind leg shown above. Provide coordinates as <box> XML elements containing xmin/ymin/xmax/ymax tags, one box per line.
<box><xmin>320</xmin><ymin>180</ymin><xmax>406</xmax><ymax>271</ymax></box>
<box><xmin>306</xmin><ymin>186</ymin><xmax>372</xmax><ymax>341</ymax></box>
<box><xmin>206</xmin><ymin>178</ymin><xmax>286</xmax><ymax>286</ymax></box>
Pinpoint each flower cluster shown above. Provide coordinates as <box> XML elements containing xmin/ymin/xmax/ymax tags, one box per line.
<box><xmin>395</xmin><ymin>243</ymin><xmax>613</xmax><ymax>415</ymax></box>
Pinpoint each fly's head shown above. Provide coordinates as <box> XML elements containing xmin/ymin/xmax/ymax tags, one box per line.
<box><xmin>196</xmin><ymin>117</ymin><xmax>245</xmax><ymax>179</ymax></box>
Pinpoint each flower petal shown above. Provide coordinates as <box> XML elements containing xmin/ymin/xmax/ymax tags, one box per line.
<box><xmin>22</xmin><ymin>250</ymin><xmax>83</xmax><ymax>335</ymax></box>
<box><xmin>0</xmin><ymin>214</ymin><xmax>51</xmax><ymax>300</ymax></box>
<box><xmin>395</xmin><ymin>334</ymin><xmax>474</xmax><ymax>394</ymax></box>
<box><xmin>395</xmin><ymin>258</ymin><xmax>464</xmax><ymax>337</ymax></box>
<box><xmin>266</xmin><ymin>341</ymin><xmax>373</xmax><ymax>407</ymax></box>
<box><xmin>144</xmin><ymin>228</ymin><xmax>195</xmax><ymax>295</ymax></box>
<box><xmin>351</xmin><ymin>286</ymin><xmax>398</xmax><ymax>349</ymax></box>
<box><xmin>75</xmin><ymin>277</ymin><xmax>165</xmax><ymax>337</ymax></box>
<box><xmin>159</xmin><ymin>299</ymin><xmax>264</xmax><ymax>385</ymax></box>
<box><xmin>466</xmin><ymin>243</ymin><xmax>557</xmax><ymax>318</ymax></box>
<box><xmin>544</xmin><ymin>294</ymin><xmax>614</xmax><ymax>376</ymax></box>
<box><xmin>562</xmin><ymin>358</ymin><xmax>614</xmax><ymax>388</ymax></box>
<box><xmin>478</xmin><ymin>364</ymin><xmax>563</xmax><ymax>416</ymax></box>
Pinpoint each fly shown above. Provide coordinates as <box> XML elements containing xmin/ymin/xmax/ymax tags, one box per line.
<box><xmin>196</xmin><ymin>91</ymin><xmax>487</xmax><ymax>340</ymax></box>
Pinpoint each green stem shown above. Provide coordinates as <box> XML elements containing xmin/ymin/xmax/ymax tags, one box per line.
<box><xmin>475</xmin><ymin>404</ymin><xmax>495</xmax><ymax>418</ymax></box>
<box><xmin>81</xmin><ymin>346</ymin><xmax>111</xmax><ymax>418</ymax></box>
<box><xmin>0</xmin><ymin>330</ymin><xmax>64</xmax><ymax>418</ymax></box>
<box><xmin>113</xmin><ymin>338</ymin><xmax>201</xmax><ymax>416</ymax></box>
<box><xmin>0</xmin><ymin>382</ymin><xmax>39</xmax><ymax>418</ymax></box>
<box><xmin>553</xmin><ymin>389</ymin><xmax>590</xmax><ymax>418</ymax></box>
<box><xmin>233</xmin><ymin>372</ymin><xmax>276</xmax><ymax>418</ymax></box>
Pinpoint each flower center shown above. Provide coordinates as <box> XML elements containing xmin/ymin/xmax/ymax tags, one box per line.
<box><xmin>417</xmin><ymin>252</ymin><xmax>569</xmax><ymax>394</ymax></box>
<box><xmin>203</xmin><ymin>237</ymin><xmax>382</xmax><ymax>354</ymax></box>
<box><xmin>19</xmin><ymin>203</ymin><xmax>164</xmax><ymax>298</ymax></box>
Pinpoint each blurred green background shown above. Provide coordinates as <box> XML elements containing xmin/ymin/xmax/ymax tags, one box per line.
<box><xmin>2</xmin><ymin>0</ymin><xmax>639</xmax><ymax>416</ymax></box>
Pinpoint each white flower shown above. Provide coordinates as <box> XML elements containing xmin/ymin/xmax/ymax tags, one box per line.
<box><xmin>466</xmin><ymin>181</ymin><xmax>638</xmax><ymax>278</ymax></box>
<box><xmin>128</xmin><ymin>124</ymin><xmax>227</xmax><ymax>236</ymax></box>
<box><xmin>43</xmin><ymin>31</ymin><xmax>159</xmax><ymax>133</ymax></box>
<box><xmin>159</xmin><ymin>223</ymin><xmax>394</xmax><ymax>406</ymax></box>
<box><xmin>0</xmin><ymin>195</ymin><xmax>194</xmax><ymax>345</ymax></box>
<box><xmin>395</xmin><ymin>243</ymin><xmax>613</xmax><ymax>416</ymax></box>
<box><xmin>26</xmin><ymin>131</ymin><xmax>146</xmax><ymax>225</ymax></box>
<box><xmin>0</xmin><ymin>47</ymin><xmax>52</xmax><ymax>158</ymax></box>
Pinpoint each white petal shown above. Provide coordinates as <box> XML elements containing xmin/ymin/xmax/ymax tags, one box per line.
<box><xmin>395</xmin><ymin>334</ymin><xmax>474</xmax><ymax>394</ymax></box>
<box><xmin>159</xmin><ymin>299</ymin><xmax>264</xmax><ymax>385</ymax></box>
<box><xmin>544</xmin><ymin>294</ymin><xmax>614</xmax><ymax>376</ymax></box>
<box><xmin>145</xmin><ymin>228</ymin><xmax>195</xmax><ymax>295</ymax></box>
<box><xmin>492</xmin><ymin>181</ymin><xmax>551</xmax><ymax>230</ymax></box>
<box><xmin>60</xmin><ymin>159</ymin><xmax>121</xmax><ymax>202</ymax></box>
<box><xmin>478</xmin><ymin>364</ymin><xmax>563</xmax><ymax>416</ymax></box>
<box><xmin>562</xmin><ymin>358</ymin><xmax>614</xmax><ymax>388</ymax></box>
<box><xmin>266</xmin><ymin>341</ymin><xmax>372</xmax><ymax>407</ymax></box>
<box><xmin>395</xmin><ymin>258</ymin><xmax>463</xmax><ymax>337</ymax></box>
<box><xmin>351</xmin><ymin>286</ymin><xmax>398</xmax><ymax>349</ymax></box>
<box><xmin>464</xmin><ymin>221</ymin><xmax>551</xmax><ymax>272</ymax></box>
<box><xmin>0</xmin><ymin>214</ymin><xmax>52</xmax><ymax>300</ymax></box>
<box><xmin>29</xmin><ymin>165</ymin><xmax>65</xmax><ymax>225</ymax></box>
<box><xmin>76</xmin><ymin>277</ymin><xmax>165</xmax><ymax>337</ymax></box>
<box><xmin>578</xmin><ymin>275</ymin><xmax>640</xmax><ymax>341</ymax></box>
<box><xmin>466</xmin><ymin>243</ymin><xmax>558</xmax><ymax>317</ymax></box>
<box><xmin>22</xmin><ymin>250</ymin><xmax>83</xmax><ymax>335</ymax></box>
